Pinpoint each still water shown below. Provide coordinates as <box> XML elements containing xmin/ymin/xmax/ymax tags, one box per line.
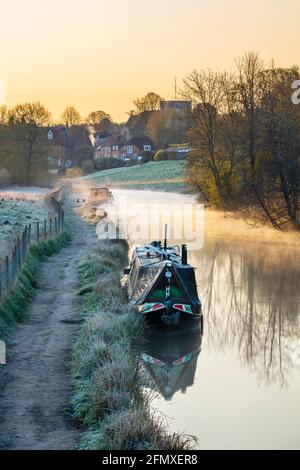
<box><xmin>111</xmin><ymin>189</ymin><xmax>300</xmax><ymax>450</ymax></box>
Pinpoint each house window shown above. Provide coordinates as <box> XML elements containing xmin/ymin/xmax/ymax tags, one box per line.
<box><xmin>144</xmin><ymin>145</ymin><xmax>152</xmax><ymax>152</ymax></box>
<box><xmin>127</xmin><ymin>145</ymin><xmax>133</xmax><ymax>155</ymax></box>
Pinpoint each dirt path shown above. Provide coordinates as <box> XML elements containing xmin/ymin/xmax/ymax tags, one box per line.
<box><xmin>0</xmin><ymin>209</ymin><xmax>94</xmax><ymax>450</ymax></box>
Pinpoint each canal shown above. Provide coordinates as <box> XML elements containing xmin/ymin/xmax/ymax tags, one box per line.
<box><xmin>111</xmin><ymin>189</ymin><xmax>300</xmax><ymax>450</ymax></box>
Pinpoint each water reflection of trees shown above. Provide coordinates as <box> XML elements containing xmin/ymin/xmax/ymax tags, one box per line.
<box><xmin>194</xmin><ymin>242</ymin><xmax>300</xmax><ymax>386</ymax></box>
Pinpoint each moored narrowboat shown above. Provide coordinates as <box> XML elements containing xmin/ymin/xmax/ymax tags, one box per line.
<box><xmin>124</xmin><ymin>241</ymin><xmax>202</xmax><ymax>327</ymax></box>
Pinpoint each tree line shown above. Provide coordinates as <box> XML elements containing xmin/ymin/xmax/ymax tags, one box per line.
<box><xmin>183</xmin><ymin>52</ymin><xmax>300</xmax><ymax>229</ymax></box>
<box><xmin>0</xmin><ymin>104</ymin><xmax>112</xmax><ymax>186</ymax></box>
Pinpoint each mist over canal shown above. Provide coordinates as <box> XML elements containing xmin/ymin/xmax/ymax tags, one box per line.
<box><xmin>110</xmin><ymin>189</ymin><xmax>300</xmax><ymax>450</ymax></box>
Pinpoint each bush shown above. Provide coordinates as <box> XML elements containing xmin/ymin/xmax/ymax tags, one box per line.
<box><xmin>0</xmin><ymin>169</ymin><xmax>11</xmax><ymax>188</ymax></box>
<box><xmin>140</xmin><ymin>152</ymin><xmax>154</xmax><ymax>164</ymax></box>
<box><xmin>81</xmin><ymin>160</ymin><xmax>95</xmax><ymax>175</ymax></box>
<box><xmin>94</xmin><ymin>158</ymin><xmax>126</xmax><ymax>172</ymax></box>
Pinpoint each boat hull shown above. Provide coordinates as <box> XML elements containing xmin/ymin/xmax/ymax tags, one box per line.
<box><xmin>140</xmin><ymin>306</ymin><xmax>203</xmax><ymax>331</ymax></box>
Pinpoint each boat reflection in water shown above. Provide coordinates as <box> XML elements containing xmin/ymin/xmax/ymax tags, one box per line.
<box><xmin>141</xmin><ymin>326</ymin><xmax>202</xmax><ymax>401</ymax></box>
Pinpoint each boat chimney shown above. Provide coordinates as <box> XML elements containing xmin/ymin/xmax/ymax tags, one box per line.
<box><xmin>182</xmin><ymin>244</ymin><xmax>188</xmax><ymax>265</ymax></box>
<box><xmin>164</xmin><ymin>224</ymin><xmax>168</xmax><ymax>250</ymax></box>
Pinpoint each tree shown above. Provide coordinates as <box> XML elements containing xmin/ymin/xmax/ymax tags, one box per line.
<box><xmin>147</xmin><ymin>109</ymin><xmax>187</xmax><ymax>147</ymax></box>
<box><xmin>0</xmin><ymin>105</ymin><xmax>8</xmax><ymax>125</ymax></box>
<box><xmin>236</xmin><ymin>52</ymin><xmax>264</xmax><ymax>173</ymax></box>
<box><xmin>61</xmin><ymin>106</ymin><xmax>82</xmax><ymax>127</ymax></box>
<box><xmin>9</xmin><ymin>102</ymin><xmax>51</xmax><ymax>126</ymax></box>
<box><xmin>7</xmin><ymin>102</ymin><xmax>52</xmax><ymax>185</ymax></box>
<box><xmin>183</xmin><ymin>54</ymin><xmax>300</xmax><ymax>228</ymax></box>
<box><xmin>86</xmin><ymin>110</ymin><xmax>111</xmax><ymax>125</ymax></box>
<box><xmin>257</xmin><ymin>67</ymin><xmax>300</xmax><ymax>226</ymax></box>
<box><xmin>133</xmin><ymin>92</ymin><xmax>162</xmax><ymax>113</ymax></box>
<box><xmin>182</xmin><ymin>69</ymin><xmax>231</xmax><ymax>203</ymax></box>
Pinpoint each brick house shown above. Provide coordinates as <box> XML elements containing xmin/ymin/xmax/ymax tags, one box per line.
<box><xmin>119</xmin><ymin>136</ymin><xmax>154</xmax><ymax>160</ymax></box>
<box><xmin>94</xmin><ymin>132</ymin><xmax>154</xmax><ymax>161</ymax></box>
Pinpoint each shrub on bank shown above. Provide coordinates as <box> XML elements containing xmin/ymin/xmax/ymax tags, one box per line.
<box><xmin>81</xmin><ymin>159</ymin><xmax>95</xmax><ymax>175</ymax></box>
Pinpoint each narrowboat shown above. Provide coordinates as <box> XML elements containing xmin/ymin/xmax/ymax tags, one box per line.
<box><xmin>124</xmin><ymin>239</ymin><xmax>202</xmax><ymax>327</ymax></box>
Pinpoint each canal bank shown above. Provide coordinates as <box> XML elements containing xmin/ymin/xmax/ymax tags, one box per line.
<box><xmin>72</xmin><ymin>234</ymin><xmax>193</xmax><ymax>450</ymax></box>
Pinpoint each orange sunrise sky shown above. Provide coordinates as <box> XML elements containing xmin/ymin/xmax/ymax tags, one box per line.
<box><xmin>0</xmin><ymin>0</ymin><xmax>299</xmax><ymax>122</ymax></box>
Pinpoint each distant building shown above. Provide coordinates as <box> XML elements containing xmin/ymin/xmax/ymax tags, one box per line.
<box><xmin>160</xmin><ymin>100</ymin><xmax>192</xmax><ymax>112</ymax></box>
<box><xmin>119</xmin><ymin>136</ymin><xmax>154</xmax><ymax>160</ymax></box>
<box><xmin>126</xmin><ymin>110</ymin><xmax>159</xmax><ymax>137</ymax></box>
<box><xmin>90</xmin><ymin>101</ymin><xmax>192</xmax><ymax>161</ymax></box>
<box><xmin>41</xmin><ymin>125</ymin><xmax>91</xmax><ymax>170</ymax></box>
<box><xmin>94</xmin><ymin>133</ymin><xmax>123</xmax><ymax>159</ymax></box>
<box><xmin>94</xmin><ymin>133</ymin><xmax>154</xmax><ymax>161</ymax></box>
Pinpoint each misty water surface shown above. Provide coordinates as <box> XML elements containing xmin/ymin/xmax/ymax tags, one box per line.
<box><xmin>111</xmin><ymin>189</ymin><xmax>300</xmax><ymax>450</ymax></box>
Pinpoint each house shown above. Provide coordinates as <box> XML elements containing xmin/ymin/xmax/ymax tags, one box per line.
<box><xmin>41</xmin><ymin>126</ymin><xmax>91</xmax><ymax>170</ymax></box>
<box><xmin>94</xmin><ymin>133</ymin><xmax>155</xmax><ymax>161</ymax></box>
<box><xmin>126</xmin><ymin>110</ymin><xmax>159</xmax><ymax>137</ymax></box>
<box><xmin>94</xmin><ymin>133</ymin><xmax>123</xmax><ymax>159</ymax></box>
<box><xmin>119</xmin><ymin>136</ymin><xmax>154</xmax><ymax>160</ymax></box>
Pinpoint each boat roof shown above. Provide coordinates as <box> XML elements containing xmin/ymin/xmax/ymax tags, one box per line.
<box><xmin>128</xmin><ymin>244</ymin><xmax>201</xmax><ymax>306</ymax></box>
<box><xmin>133</xmin><ymin>244</ymin><xmax>187</xmax><ymax>268</ymax></box>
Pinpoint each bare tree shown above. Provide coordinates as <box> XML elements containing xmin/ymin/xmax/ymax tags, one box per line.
<box><xmin>182</xmin><ymin>69</ymin><xmax>230</xmax><ymax>202</ymax></box>
<box><xmin>236</xmin><ymin>52</ymin><xmax>264</xmax><ymax>173</ymax></box>
<box><xmin>0</xmin><ymin>105</ymin><xmax>8</xmax><ymax>125</ymax></box>
<box><xmin>61</xmin><ymin>106</ymin><xmax>82</xmax><ymax>127</ymax></box>
<box><xmin>259</xmin><ymin>67</ymin><xmax>300</xmax><ymax>225</ymax></box>
<box><xmin>184</xmin><ymin>53</ymin><xmax>300</xmax><ymax>229</ymax></box>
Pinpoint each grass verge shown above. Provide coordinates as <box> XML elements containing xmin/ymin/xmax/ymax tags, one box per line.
<box><xmin>72</xmin><ymin>239</ymin><xmax>193</xmax><ymax>450</ymax></box>
<box><xmin>0</xmin><ymin>227</ymin><xmax>71</xmax><ymax>393</ymax></box>
<box><xmin>79</xmin><ymin>160</ymin><xmax>190</xmax><ymax>193</ymax></box>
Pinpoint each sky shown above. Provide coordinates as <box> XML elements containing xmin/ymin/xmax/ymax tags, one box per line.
<box><xmin>0</xmin><ymin>0</ymin><xmax>299</xmax><ymax>122</ymax></box>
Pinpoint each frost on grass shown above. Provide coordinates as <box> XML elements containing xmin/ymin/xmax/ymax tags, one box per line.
<box><xmin>0</xmin><ymin>199</ymin><xmax>55</xmax><ymax>262</ymax></box>
<box><xmin>72</xmin><ymin>238</ymin><xmax>193</xmax><ymax>451</ymax></box>
<box><xmin>80</xmin><ymin>160</ymin><xmax>188</xmax><ymax>192</ymax></box>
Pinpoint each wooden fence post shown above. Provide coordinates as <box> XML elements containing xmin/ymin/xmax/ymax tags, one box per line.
<box><xmin>0</xmin><ymin>264</ymin><xmax>2</xmax><ymax>300</ymax></box>
<box><xmin>13</xmin><ymin>246</ymin><xmax>17</xmax><ymax>280</ymax></box>
<box><xmin>24</xmin><ymin>226</ymin><xmax>28</xmax><ymax>258</ymax></box>
<box><xmin>5</xmin><ymin>256</ymin><xmax>9</xmax><ymax>290</ymax></box>
<box><xmin>0</xmin><ymin>205</ymin><xmax>65</xmax><ymax>304</ymax></box>
<box><xmin>17</xmin><ymin>239</ymin><xmax>21</xmax><ymax>272</ymax></box>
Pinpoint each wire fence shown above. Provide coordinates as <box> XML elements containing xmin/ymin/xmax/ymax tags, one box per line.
<box><xmin>0</xmin><ymin>206</ymin><xmax>65</xmax><ymax>303</ymax></box>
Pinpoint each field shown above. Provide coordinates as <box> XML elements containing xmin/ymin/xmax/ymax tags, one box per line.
<box><xmin>80</xmin><ymin>160</ymin><xmax>188</xmax><ymax>192</ymax></box>
<box><xmin>0</xmin><ymin>198</ymin><xmax>54</xmax><ymax>263</ymax></box>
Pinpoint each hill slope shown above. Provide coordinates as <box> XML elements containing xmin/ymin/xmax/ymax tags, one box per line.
<box><xmin>80</xmin><ymin>160</ymin><xmax>188</xmax><ymax>192</ymax></box>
